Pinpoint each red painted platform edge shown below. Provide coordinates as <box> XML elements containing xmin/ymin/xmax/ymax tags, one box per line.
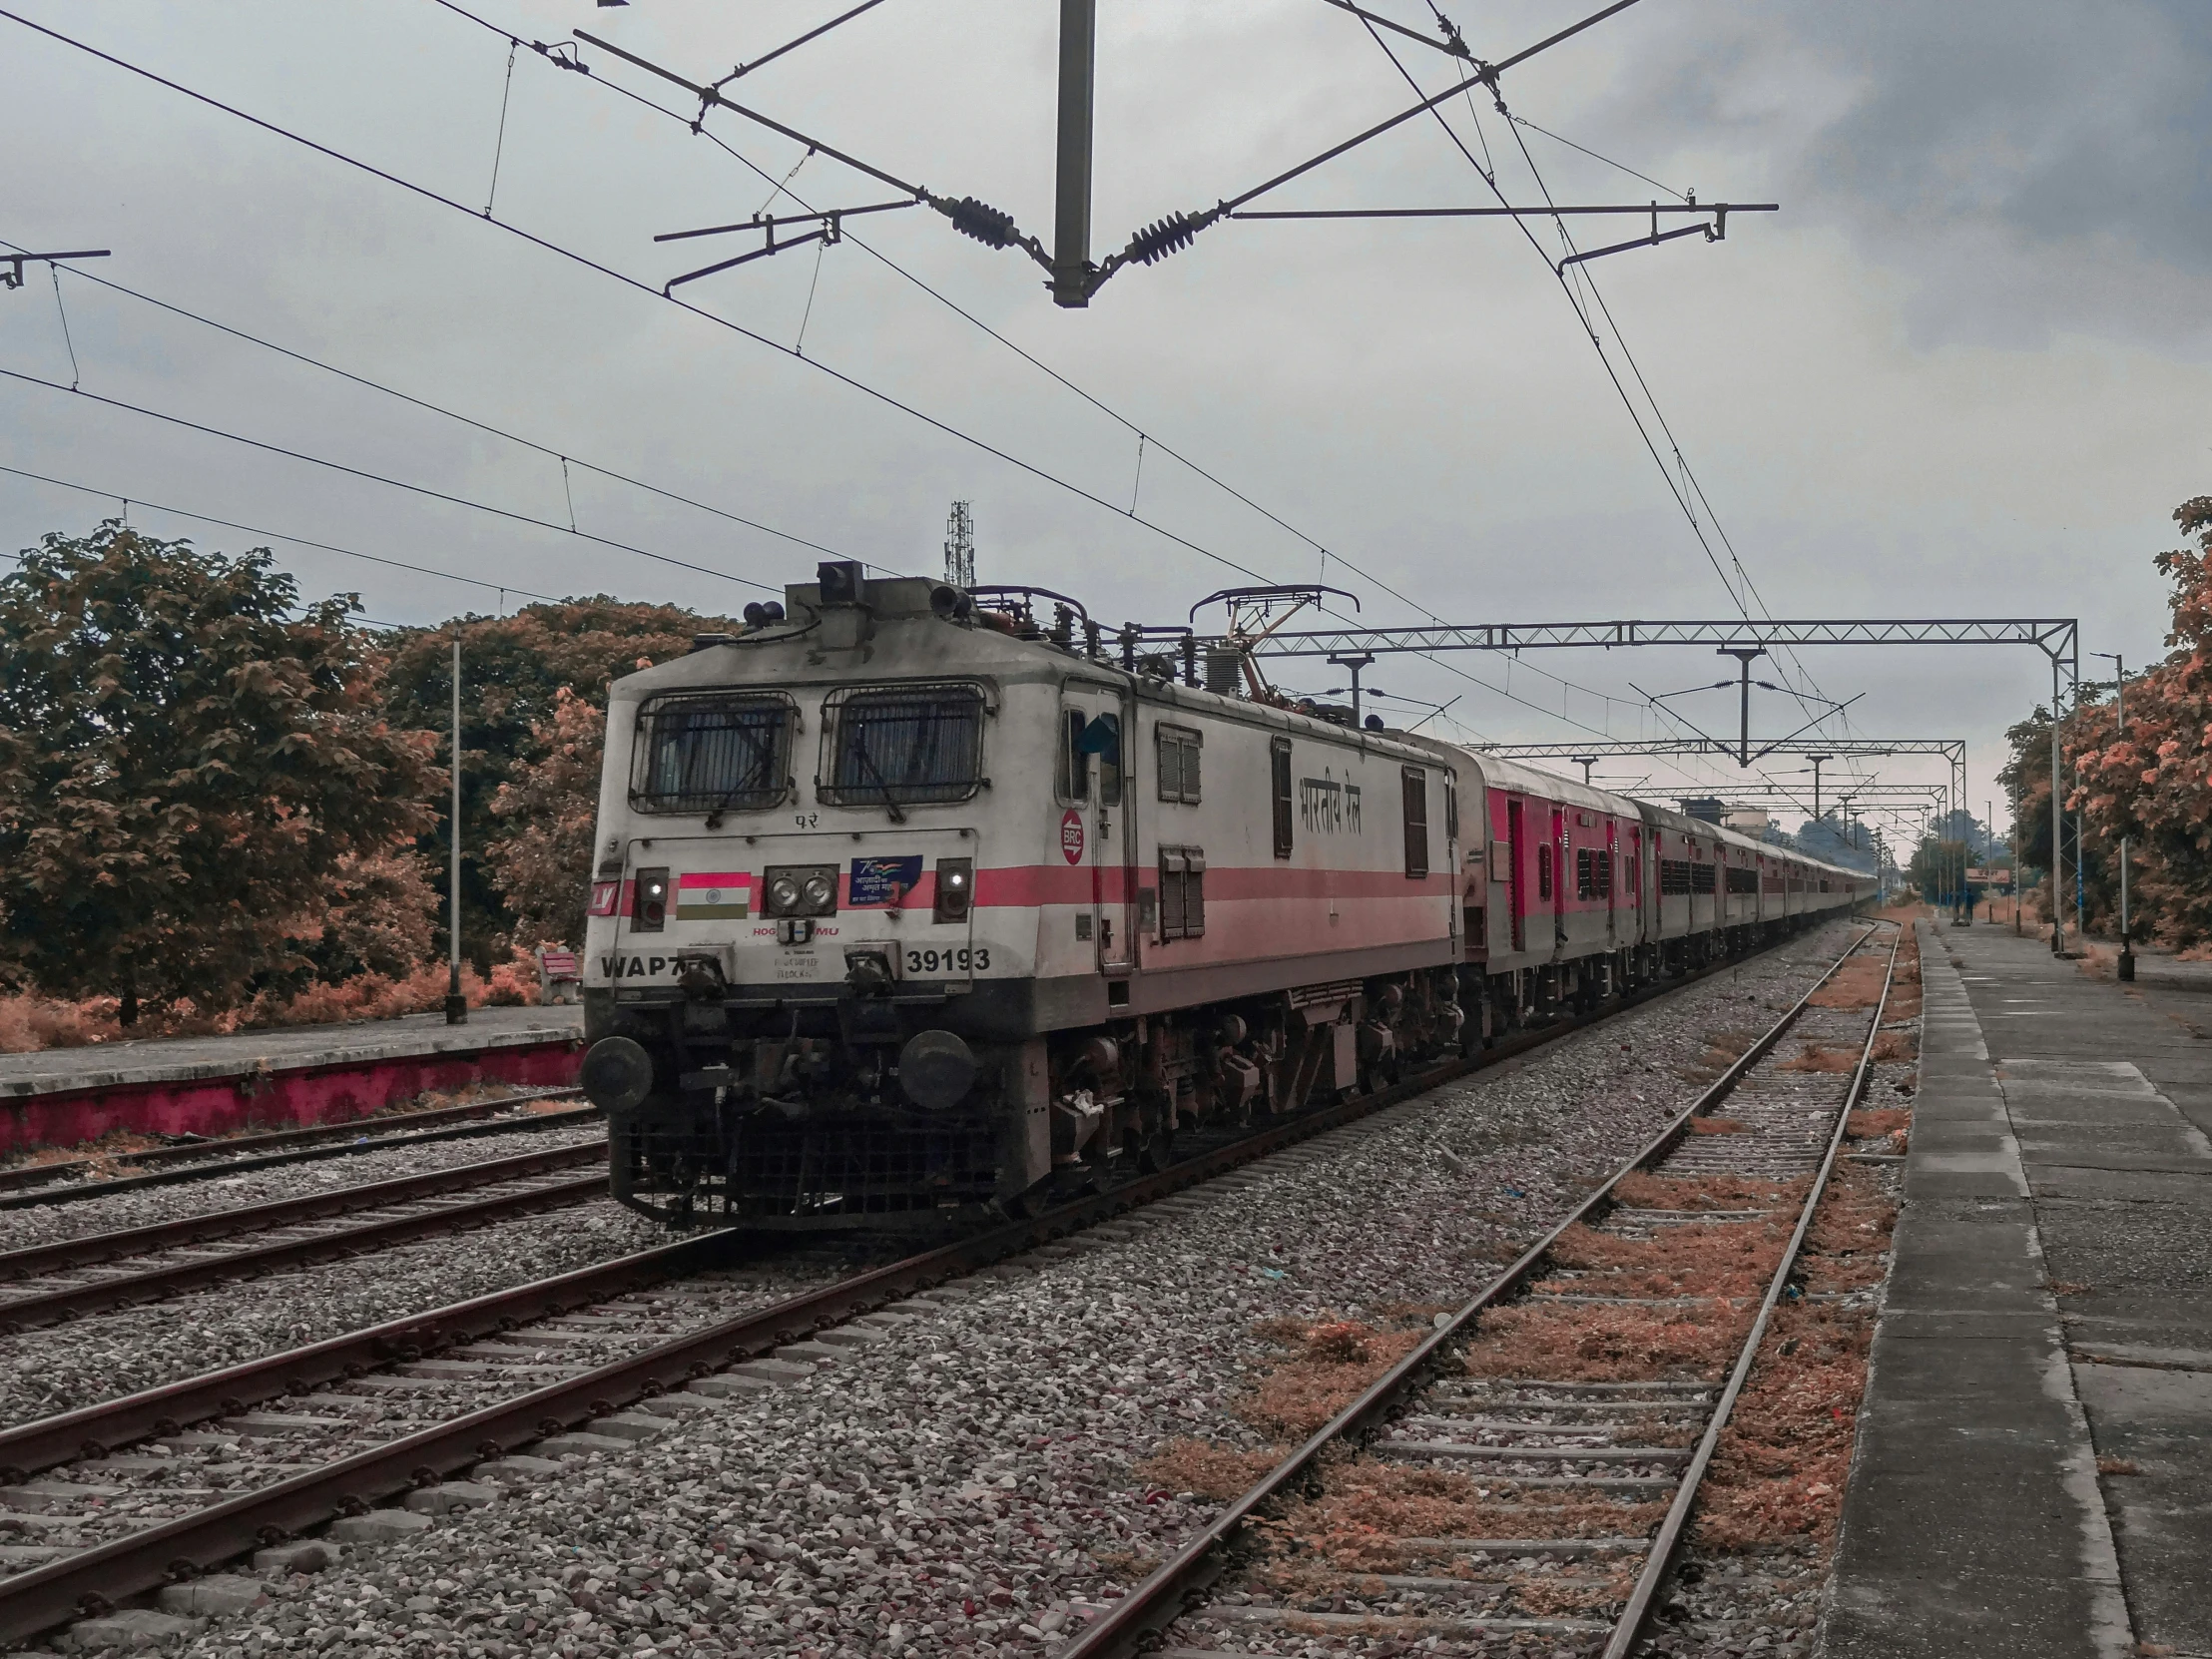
<box><xmin>0</xmin><ymin>1039</ymin><xmax>585</xmax><ymax>1156</ymax></box>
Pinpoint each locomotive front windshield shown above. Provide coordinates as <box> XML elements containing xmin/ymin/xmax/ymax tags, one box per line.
<box><xmin>822</xmin><ymin>684</ymin><xmax>985</xmax><ymax>806</ymax></box>
<box><xmin>631</xmin><ymin>692</ymin><xmax>793</xmax><ymax>814</ymax></box>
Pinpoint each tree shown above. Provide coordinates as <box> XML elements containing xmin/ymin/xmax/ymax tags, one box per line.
<box><xmin>378</xmin><ymin>599</ymin><xmax>726</xmax><ymax>962</ymax></box>
<box><xmin>485</xmin><ymin>688</ymin><xmax>605</xmax><ymax>950</ymax></box>
<box><xmin>0</xmin><ymin>522</ymin><xmax>438</xmax><ymax>1023</ymax></box>
<box><xmin>2013</xmin><ymin>495</ymin><xmax>2212</xmax><ymax>943</ymax></box>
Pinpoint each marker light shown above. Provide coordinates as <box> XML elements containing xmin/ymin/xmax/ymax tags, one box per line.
<box><xmin>634</xmin><ymin>867</ymin><xmax>669</xmax><ymax>932</ymax></box>
<box><xmin>934</xmin><ymin>857</ymin><xmax>974</xmax><ymax>923</ymax></box>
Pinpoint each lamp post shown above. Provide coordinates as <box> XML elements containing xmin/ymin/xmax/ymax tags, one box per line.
<box><xmin>2094</xmin><ymin>653</ymin><xmax>2133</xmax><ymax>981</ymax></box>
<box><xmin>444</xmin><ymin>637</ymin><xmax>468</xmax><ymax>1025</ymax></box>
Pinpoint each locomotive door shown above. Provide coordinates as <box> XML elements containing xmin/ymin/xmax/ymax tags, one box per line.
<box><xmin>1059</xmin><ymin>684</ymin><xmax>1132</xmax><ymax>976</ymax></box>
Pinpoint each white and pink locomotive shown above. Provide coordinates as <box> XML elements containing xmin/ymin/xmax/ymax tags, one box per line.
<box><xmin>578</xmin><ymin>564</ymin><xmax>1874</xmax><ymax>1227</ymax></box>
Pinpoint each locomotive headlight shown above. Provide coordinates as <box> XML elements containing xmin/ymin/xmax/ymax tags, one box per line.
<box><xmin>767</xmin><ymin>873</ymin><xmax>802</xmax><ymax>915</ymax></box>
<box><xmin>803</xmin><ymin>872</ymin><xmax>836</xmax><ymax>912</ymax></box>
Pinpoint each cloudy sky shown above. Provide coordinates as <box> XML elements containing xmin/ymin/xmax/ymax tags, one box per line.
<box><xmin>4</xmin><ymin>0</ymin><xmax>2206</xmax><ymax>847</ymax></box>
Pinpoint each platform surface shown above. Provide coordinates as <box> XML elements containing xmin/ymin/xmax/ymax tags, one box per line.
<box><xmin>1826</xmin><ymin>918</ymin><xmax>2212</xmax><ymax>1659</ymax></box>
<box><xmin>0</xmin><ymin>1004</ymin><xmax>585</xmax><ymax>1099</ymax></box>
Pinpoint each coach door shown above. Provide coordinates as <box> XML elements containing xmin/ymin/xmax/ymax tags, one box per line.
<box><xmin>1605</xmin><ymin>819</ymin><xmax>1620</xmax><ymax>948</ymax></box>
<box><xmin>1059</xmin><ymin>684</ymin><xmax>1133</xmax><ymax>977</ymax></box>
<box><xmin>1506</xmin><ymin>798</ymin><xmax>1526</xmax><ymax>951</ymax></box>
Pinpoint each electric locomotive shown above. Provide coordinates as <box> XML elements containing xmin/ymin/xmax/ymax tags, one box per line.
<box><xmin>577</xmin><ymin>562</ymin><xmax>1873</xmax><ymax>1228</ymax></box>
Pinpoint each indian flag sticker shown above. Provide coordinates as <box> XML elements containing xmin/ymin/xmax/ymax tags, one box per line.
<box><xmin>677</xmin><ymin>871</ymin><xmax>752</xmax><ymax>920</ymax></box>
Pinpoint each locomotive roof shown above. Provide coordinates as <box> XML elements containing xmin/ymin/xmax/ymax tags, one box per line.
<box><xmin>607</xmin><ymin>575</ymin><xmax>1447</xmax><ymax>764</ymax></box>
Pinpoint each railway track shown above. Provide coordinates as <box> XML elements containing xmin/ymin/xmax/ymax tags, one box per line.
<box><xmin>0</xmin><ymin>1140</ymin><xmax>611</xmax><ymax>1332</ymax></box>
<box><xmin>1060</xmin><ymin>921</ymin><xmax>1900</xmax><ymax>1659</ymax></box>
<box><xmin>0</xmin><ymin>1090</ymin><xmax>596</xmax><ymax>1209</ymax></box>
<box><xmin>0</xmin><ymin>923</ymin><xmax>1861</xmax><ymax>1647</ymax></box>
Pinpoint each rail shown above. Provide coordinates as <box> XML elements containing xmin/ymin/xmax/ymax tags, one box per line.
<box><xmin>0</xmin><ymin>923</ymin><xmax>1846</xmax><ymax>1644</ymax></box>
<box><xmin>0</xmin><ymin>1094</ymin><xmax>595</xmax><ymax>1208</ymax></box>
<box><xmin>1059</xmin><ymin>922</ymin><xmax>1887</xmax><ymax>1659</ymax></box>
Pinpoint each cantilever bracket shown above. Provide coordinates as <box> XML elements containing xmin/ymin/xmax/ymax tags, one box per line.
<box><xmin>1</xmin><ymin>250</ymin><xmax>109</xmax><ymax>289</ymax></box>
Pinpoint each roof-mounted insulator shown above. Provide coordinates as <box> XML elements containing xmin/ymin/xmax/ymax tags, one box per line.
<box><xmin>1126</xmin><ymin>210</ymin><xmax>1208</xmax><ymax>268</ymax></box>
<box><xmin>941</xmin><ymin>197</ymin><xmax>1019</xmax><ymax>249</ymax></box>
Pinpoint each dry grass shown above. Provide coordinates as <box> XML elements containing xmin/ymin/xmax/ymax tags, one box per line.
<box><xmin>1458</xmin><ymin>1301</ymin><xmax>1750</xmax><ymax>1382</ymax></box>
<box><xmin>1809</xmin><ymin>957</ymin><xmax>1891</xmax><ymax>1010</ymax></box>
<box><xmin>1135</xmin><ymin>1438</ymin><xmax>1286</xmax><ymax>1501</ymax></box>
<box><xmin>1694</xmin><ymin>1301</ymin><xmax>1871</xmax><ymax>1548</ymax></box>
<box><xmin>1778</xmin><ymin>1042</ymin><xmax>1860</xmax><ymax>1073</ymax></box>
<box><xmin>1687</xmin><ymin>1116</ymin><xmax>1751</xmax><ymax>1134</ymax></box>
<box><xmin>1847</xmin><ymin>1108</ymin><xmax>1911</xmax><ymax>1139</ymax></box>
<box><xmin>1553</xmin><ymin>1213</ymin><xmax>1800</xmax><ymax>1279</ymax></box>
<box><xmin>1613</xmin><ymin>1172</ymin><xmax>1792</xmax><ymax>1212</ymax></box>
<box><xmin>1870</xmin><ymin>1030</ymin><xmax>1915</xmax><ymax>1063</ymax></box>
<box><xmin>1270</xmin><ymin>1464</ymin><xmax>1665</xmax><ymax>1554</ymax></box>
<box><xmin>1236</xmin><ymin>1319</ymin><xmax>1432</xmax><ymax>1438</ymax></box>
<box><xmin>2097</xmin><ymin>1456</ymin><xmax>2141</xmax><ymax>1476</ymax></box>
<box><xmin>1694</xmin><ymin>1160</ymin><xmax>1899</xmax><ymax>1548</ymax></box>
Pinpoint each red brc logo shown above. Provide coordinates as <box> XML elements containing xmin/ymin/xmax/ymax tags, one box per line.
<box><xmin>1060</xmin><ymin>808</ymin><xmax>1086</xmax><ymax>865</ymax></box>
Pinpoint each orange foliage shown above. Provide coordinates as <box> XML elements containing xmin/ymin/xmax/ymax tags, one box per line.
<box><xmin>0</xmin><ymin>954</ymin><xmax>540</xmax><ymax>1053</ymax></box>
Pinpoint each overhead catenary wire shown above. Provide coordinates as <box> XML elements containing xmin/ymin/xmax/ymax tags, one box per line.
<box><xmin>6</xmin><ymin>3</ymin><xmax>1886</xmax><ymax>804</ymax></box>
<box><xmin>1355</xmin><ymin>13</ymin><xmax>1882</xmax><ymax>803</ymax></box>
<box><xmin>0</xmin><ymin>7</ymin><xmax>1279</xmax><ymax>589</ymax></box>
<box><xmin>0</xmin><ymin>364</ymin><xmax>781</xmax><ymax>595</ymax></box>
<box><xmin>0</xmin><ymin>238</ymin><xmax>867</xmax><ymax>571</ymax></box>
<box><xmin>548</xmin><ymin>23</ymin><xmax>1676</xmax><ymax>744</ymax></box>
<box><xmin>0</xmin><ymin>460</ymin><xmax>564</xmax><ymax>603</ymax></box>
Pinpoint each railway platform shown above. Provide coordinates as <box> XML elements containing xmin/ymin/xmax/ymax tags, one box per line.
<box><xmin>0</xmin><ymin>1005</ymin><xmax>585</xmax><ymax>1156</ymax></box>
<box><xmin>1827</xmin><ymin>918</ymin><xmax>2212</xmax><ymax>1659</ymax></box>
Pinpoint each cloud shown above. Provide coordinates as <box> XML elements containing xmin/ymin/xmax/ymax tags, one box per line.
<box><xmin>1585</xmin><ymin>0</ymin><xmax>2212</xmax><ymax>348</ymax></box>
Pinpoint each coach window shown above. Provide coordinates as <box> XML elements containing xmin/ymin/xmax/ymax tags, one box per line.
<box><xmin>1402</xmin><ymin>768</ymin><xmax>1429</xmax><ymax>877</ymax></box>
<box><xmin>1271</xmin><ymin>738</ymin><xmax>1294</xmax><ymax>858</ymax></box>
<box><xmin>1157</xmin><ymin>724</ymin><xmax>1202</xmax><ymax>804</ymax></box>
<box><xmin>1537</xmin><ymin>843</ymin><xmax>1553</xmax><ymax>899</ymax></box>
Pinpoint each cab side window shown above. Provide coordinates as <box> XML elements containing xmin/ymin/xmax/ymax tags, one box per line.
<box><xmin>1060</xmin><ymin>711</ymin><xmax>1090</xmax><ymax>802</ymax></box>
<box><xmin>1063</xmin><ymin>709</ymin><xmax>1122</xmax><ymax>805</ymax></box>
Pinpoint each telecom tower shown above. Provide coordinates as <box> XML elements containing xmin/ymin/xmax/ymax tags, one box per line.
<box><xmin>943</xmin><ymin>500</ymin><xmax>975</xmax><ymax>588</ymax></box>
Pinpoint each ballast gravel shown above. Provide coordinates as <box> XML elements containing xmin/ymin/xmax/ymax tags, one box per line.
<box><xmin>0</xmin><ymin>1197</ymin><xmax>665</xmax><ymax>1428</ymax></box>
<box><xmin>109</xmin><ymin>925</ymin><xmax>1862</xmax><ymax>1659</ymax></box>
<box><xmin>0</xmin><ymin>1117</ymin><xmax>610</xmax><ymax>1257</ymax></box>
